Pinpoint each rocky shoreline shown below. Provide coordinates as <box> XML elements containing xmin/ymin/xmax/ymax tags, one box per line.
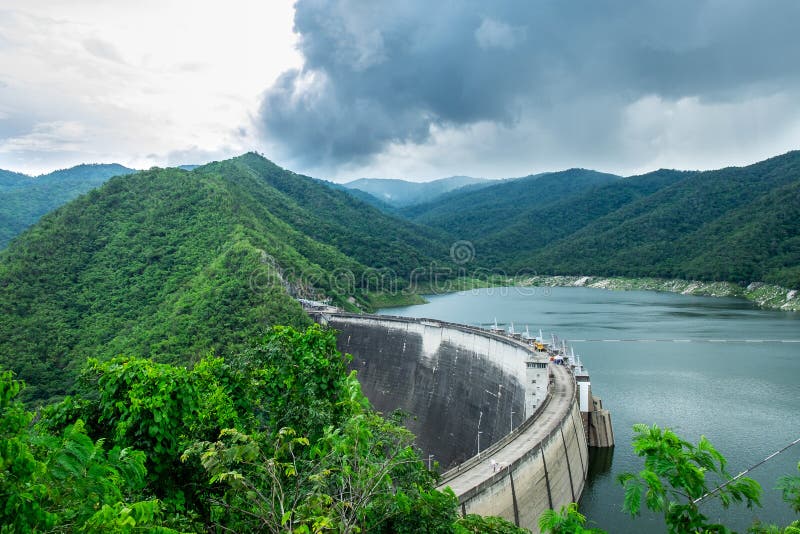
<box><xmin>518</xmin><ymin>275</ymin><xmax>800</xmax><ymax>311</ymax></box>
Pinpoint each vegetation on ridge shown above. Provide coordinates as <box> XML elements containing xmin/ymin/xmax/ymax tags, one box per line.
<box><xmin>0</xmin><ymin>153</ymin><xmax>455</xmax><ymax>403</ymax></box>
<box><xmin>354</xmin><ymin>151</ymin><xmax>800</xmax><ymax>290</ymax></box>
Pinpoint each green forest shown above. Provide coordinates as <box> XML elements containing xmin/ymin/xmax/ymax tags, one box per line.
<box><xmin>0</xmin><ymin>325</ymin><xmax>528</xmax><ymax>532</ymax></box>
<box><xmin>0</xmin><ymin>154</ymin><xmax>456</xmax><ymax>403</ymax></box>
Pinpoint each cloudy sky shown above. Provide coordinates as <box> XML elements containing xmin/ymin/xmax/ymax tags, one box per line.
<box><xmin>2</xmin><ymin>1</ymin><xmax>800</xmax><ymax>180</ymax></box>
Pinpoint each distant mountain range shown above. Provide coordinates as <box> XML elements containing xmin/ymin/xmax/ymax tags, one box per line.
<box><xmin>342</xmin><ymin>175</ymin><xmax>492</xmax><ymax>207</ymax></box>
<box><xmin>365</xmin><ymin>152</ymin><xmax>798</xmax><ymax>288</ymax></box>
<box><xmin>0</xmin><ymin>163</ymin><xmax>136</xmax><ymax>249</ymax></box>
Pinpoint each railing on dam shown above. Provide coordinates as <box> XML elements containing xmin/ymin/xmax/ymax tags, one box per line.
<box><xmin>311</xmin><ymin>310</ymin><xmax>594</xmax><ymax>532</ymax></box>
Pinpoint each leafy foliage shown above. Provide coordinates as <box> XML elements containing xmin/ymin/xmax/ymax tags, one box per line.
<box><xmin>37</xmin><ymin>325</ymin><xmax>479</xmax><ymax>532</ymax></box>
<box><xmin>180</xmin><ymin>327</ymin><xmax>459</xmax><ymax>533</ymax></box>
<box><xmin>456</xmin><ymin>513</ymin><xmax>531</xmax><ymax>533</ymax></box>
<box><xmin>777</xmin><ymin>462</ymin><xmax>800</xmax><ymax>515</ymax></box>
<box><xmin>0</xmin><ymin>369</ymin><xmax>174</xmax><ymax>532</ymax></box>
<box><xmin>538</xmin><ymin>503</ymin><xmax>606</xmax><ymax>534</ymax></box>
<box><xmin>617</xmin><ymin>424</ymin><xmax>762</xmax><ymax>533</ymax></box>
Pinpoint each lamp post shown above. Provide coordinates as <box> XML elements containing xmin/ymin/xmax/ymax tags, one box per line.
<box><xmin>477</xmin><ymin>410</ymin><xmax>483</xmax><ymax>458</ymax></box>
<box><xmin>510</xmin><ymin>410</ymin><xmax>515</xmax><ymax>433</ymax></box>
<box><xmin>428</xmin><ymin>454</ymin><xmax>434</xmax><ymax>470</ymax></box>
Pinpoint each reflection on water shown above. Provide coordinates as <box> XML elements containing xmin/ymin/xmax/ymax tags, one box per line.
<box><xmin>381</xmin><ymin>286</ymin><xmax>800</xmax><ymax>533</ymax></box>
<box><xmin>586</xmin><ymin>446</ymin><xmax>614</xmax><ymax>481</ymax></box>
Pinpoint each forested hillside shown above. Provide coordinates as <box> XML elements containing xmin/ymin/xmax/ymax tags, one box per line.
<box><xmin>520</xmin><ymin>151</ymin><xmax>800</xmax><ymax>288</ymax></box>
<box><xmin>0</xmin><ymin>153</ymin><xmax>451</xmax><ymax>402</ymax></box>
<box><xmin>0</xmin><ymin>163</ymin><xmax>136</xmax><ymax>248</ymax></box>
<box><xmin>383</xmin><ymin>151</ymin><xmax>800</xmax><ymax>289</ymax></box>
<box><xmin>401</xmin><ymin>169</ymin><xmax>621</xmax><ymax>239</ymax></box>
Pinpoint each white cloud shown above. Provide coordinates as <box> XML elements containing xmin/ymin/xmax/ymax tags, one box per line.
<box><xmin>0</xmin><ymin>121</ymin><xmax>87</xmax><ymax>153</ymax></box>
<box><xmin>620</xmin><ymin>92</ymin><xmax>800</xmax><ymax>174</ymax></box>
<box><xmin>259</xmin><ymin>0</ymin><xmax>800</xmax><ymax>181</ymax></box>
<box><xmin>2</xmin><ymin>1</ymin><xmax>800</xmax><ymax>181</ymax></box>
<box><xmin>0</xmin><ymin>1</ymin><xmax>301</xmax><ymax>174</ymax></box>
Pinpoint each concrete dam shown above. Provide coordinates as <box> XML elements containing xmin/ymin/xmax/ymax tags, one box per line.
<box><xmin>310</xmin><ymin>309</ymin><xmax>614</xmax><ymax>532</ymax></box>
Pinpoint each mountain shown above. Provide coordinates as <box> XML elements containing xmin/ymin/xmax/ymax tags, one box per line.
<box><xmin>0</xmin><ymin>168</ymin><xmax>32</xmax><ymax>188</ymax></box>
<box><xmin>342</xmin><ymin>175</ymin><xmax>492</xmax><ymax>207</ymax></box>
<box><xmin>520</xmin><ymin>151</ymin><xmax>800</xmax><ymax>288</ymax></box>
<box><xmin>473</xmin><ymin>169</ymin><xmax>690</xmax><ymax>265</ymax></box>
<box><xmin>392</xmin><ymin>152</ymin><xmax>800</xmax><ymax>289</ymax></box>
<box><xmin>401</xmin><ymin>169</ymin><xmax>622</xmax><ymax>242</ymax></box>
<box><xmin>321</xmin><ymin>180</ymin><xmax>400</xmax><ymax>214</ymax></box>
<box><xmin>0</xmin><ymin>153</ymin><xmax>451</xmax><ymax>402</ymax></box>
<box><xmin>0</xmin><ymin>163</ymin><xmax>136</xmax><ymax>249</ymax></box>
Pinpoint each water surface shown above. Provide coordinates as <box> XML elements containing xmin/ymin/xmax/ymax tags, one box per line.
<box><xmin>380</xmin><ymin>286</ymin><xmax>800</xmax><ymax>532</ymax></box>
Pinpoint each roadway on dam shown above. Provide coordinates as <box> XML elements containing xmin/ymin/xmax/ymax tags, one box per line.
<box><xmin>439</xmin><ymin>363</ymin><xmax>575</xmax><ymax>496</ymax></box>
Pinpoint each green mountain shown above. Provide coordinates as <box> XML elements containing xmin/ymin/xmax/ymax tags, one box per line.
<box><xmin>324</xmin><ymin>180</ymin><xmax>400</xmax><ymax>213</ymax></box>
<box><xmin>391</xmin><ymin>152</ymin><xmax>800</xmax><ymax>289</ymax></box>
<box><xmin>521</xmin><ymin>151</ymin><xmax>800</xmax><ymax>287</ymax></box>
<box><xmin>401</xmin><ymin>169</ymin><xmax>622</xmax><ymax>242</ymax></box>
<box><xmin>0</xmin><ymin>153</ymin><xmax>450</xmax><ymax>402</ymax></box>
<box><xmin>343</xmin><ymin>175</ymin><xmax>492</xmax><ymax>207</ymax></box>
<box><xmin>0</xmin><ymin>163</ymin><xmax>136</xmax><ymax>249</ymax></box>
<box><xmin>475</xmin><ymin>169</ymin><xmax>691</xmax><ymax>265</ymax></box>
<box><xmin>0</xmin><ymin>168</ymin><xmax>32</xmax><ymax>187</ymax></box>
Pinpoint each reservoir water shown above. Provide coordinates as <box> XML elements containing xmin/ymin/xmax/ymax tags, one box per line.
<box><xmin>379</xmin><ymin>286</ymin><xmax>800</xmax><ymax>533</ymax></box>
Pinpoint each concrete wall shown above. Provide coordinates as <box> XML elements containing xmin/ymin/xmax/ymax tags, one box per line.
<box><xmin>316</xmin><ymin>312</ymin><xmax>593</xmax><ymax>532</ymax></box>
<box><xmin>457</xmin><ymin>400</ymin><xmax>588</xmax><ymax>530</ymax></box>
<box><xmin>324</xmin><ymin>314</ymin><xmax>529</xmax><ymax>468</ymax></box>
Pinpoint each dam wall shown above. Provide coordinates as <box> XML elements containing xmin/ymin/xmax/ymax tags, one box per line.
<box><xmin>445</xmin><ymin>365</ymin><xmax>588</xmax><ymax>530</ymax></box>
<box><xmin>322</xmin><ymin>313</ymin><xmax>532</xmax><ymax>467</ymax></box>
<box><xmin>313</xmin><ymin>311</ymin><xmax>601</xmax><ymax>532</ymax></box>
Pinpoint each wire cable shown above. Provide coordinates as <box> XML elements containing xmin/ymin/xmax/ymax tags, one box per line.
<box><xmin>694</xmin><ymin>436</ymin><xmax>800</xmax><ymax>504</ymax></box>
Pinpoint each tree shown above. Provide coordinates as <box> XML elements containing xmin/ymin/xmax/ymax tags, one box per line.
<box><xmin>538</xmin><ymin>503</ymin><xmax>605</xmax><ymax>534</ymax></box>
<box><xmin>618</xmin><ymin>424</ymin><xmax>762</xmax><ymax>533</ymax></box>
<box><xmin>778</xmin><ymin>462</ymin><xmax>800</xmax><ymax>514</ymax></box>
<box><xmin>0</xmin><ymin>368</ymin><xmax>174</xmax><ymax>532</ymax></box>
<box><xmin>183</xmin><ymin>373</ymin><xmax>455</xmax><ymax>533</ymax></box>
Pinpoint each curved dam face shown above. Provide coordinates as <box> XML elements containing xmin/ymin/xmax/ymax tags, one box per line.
<box><xmin>325</xmin><ymin>314</ymin><xmax>529</xmax><ymax>467</ymax></box>
<box><xmin>313</xmin><ymin>311</ymin><xmax>603</xmax><ymax>532</ymax></box>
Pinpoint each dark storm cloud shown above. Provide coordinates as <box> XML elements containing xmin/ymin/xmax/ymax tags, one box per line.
<box><xmin>258</xmin><ymin>0</ymin><xmax>800</xmax><ymax>168</ymax></box>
